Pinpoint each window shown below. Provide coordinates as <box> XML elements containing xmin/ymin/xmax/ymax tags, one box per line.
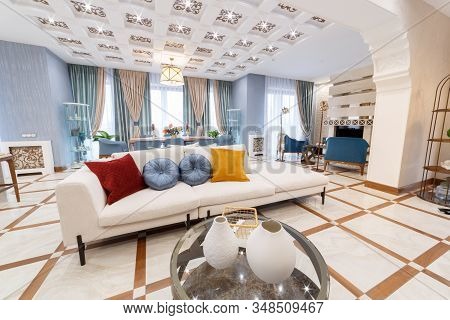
<box><xmin>264</xmin><ymin>76</ymin><xmax>304</xmax><ymax>158</ymax></box>
<box><xmin>98</xmin><ymin>68</ymin><xmax>115</xmax><ymax>135</ymax></box>
<box><xmin>149</xmin><ymin>73</ymin><xmax>183</xmax><ymax>134</ymax></box>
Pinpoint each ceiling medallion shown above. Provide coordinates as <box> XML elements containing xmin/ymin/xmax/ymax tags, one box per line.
<box><xmin>189</xmin><ymin>58</ymin><xmax>204</xmax><ymax>63</ymax></box>
<box><xmin>37</xmin><ymin>17</ymin><xmax>69</xmax><ymax>29</ymax></box>
<box><xmin>57</xmin><ymin>37</ymin><xmax>82</xmax><ymax>45</ymax></box>
<box><xmin>130</xmin><ymin>35</ymin><xmax>152</xmax><ymax>44</ymax></box>
<box><xmin>168</xmin><ymin>23</ymin><xmax>192</xmax><ymax>35</ymax></box>
<box><xmin>234</xmin><ymin>64</ymin><xmax>246</xmax><ymax>70</ymax></box>
<box><xmin>206</xmin><ymin>69</ymin><xmax>217</xmax><ymax>73</ymax></box>
<box><xmin>135</xmin><ymin>59</ymin><xmax>152</xmax><ymax>64</ymax></box>
<box><xmin>235</xmin><ymin>39</ymin><xmax>253</xmax><ymax>48</ymax></box>
<box><xmin>105</xmin><ymin>55</ymin><xmax>124</xmax><ymax>61</ymax></box>
<box><xmin>125</xmin><ymin>13</ymin><xmax>152</xmax><ymax>28</ymax></box>
<box><xmin>98</xmin><ymin>43</ymin><xmax>119</xmax><ymax>51</ymax></box>
<box><xmin>73</xmin><ymin>51</ymin><xmax>91</xmax><ymax>57</ymax></box>
<box><xmin>88</xmin><ymin>26</ymin><xmax>114</xmax><ymax>37</ymax></box>
<box><xmin>312</xmin><ymin>16</ymin><xmax>326</xmax><ymax>23</ymax></box>
<box><xmin>283</xmin><ymin>30</ymin><xmax>303</xmax><ymax>41</ymax></box>
<box><xmin>225</xmin><ymin>72</ymin><xmax>235</xmax><ymax>76</ymax></box>
<box><xmin>195</xmin><ymin>47</ymin><xmax>212</xmax><ymax>54</ymax></box>
<box><xmin>70</xmin><ymin>1</ymin><xmax>106</xmax><ymax>18</ymax></box>
<box><xmin>278</xmin><ymin>3</ymin><xmax>297</xmax><ymax>13</ymax></box>
<box><xmin>133</xmin><ymin>48</ymin><xmax>152</xmax><ymax>57</ymax></box>
<box><xmin>252</xmin><ymin>21</ymin><xmax>276</xmax><ymax>33</ymax></box>
<box><xmin>160</xmin><ymin>57</ymin><xmax>184</xmax><ymax>87</ymax></box>
<box><xmin>173</xmin><ymin>0</ymin><xmax>202</xmax><ymax>15</ymax></box>
<box><xmin>33</xmin><ymin>0</ymin><xmax>49</xmax><ymax>5</ymax></box>
<box><xmin>262</xmin><ymin>45</ymin><xmax>279</xmax><ymax>53</ymax></box>
<box><xmin>223</xmin><ymin>51</ymin><xmax>238</xmax><ymax>58</ymax></box>
<box><xmin>204</xmin><ymin>31</ymin><xmax>225</xmax><ymax>42</ymax></box>
<box><xmin>216</xmin><ymin>9</ymin><xmax>242</xmax><ymax>25</ymax></box>
<box><xmin>247</xmin><ymin>56</ymin><xmax>260</xmax><ymax>63</ymax></box>
<box><xmin>165</xmin><ymin>41</ymin><xmax>184</xmax><ymax>49</ymax></box>
<box><xmin>214</xmin><ymin>61</ymin><xmax>226</xmax><ymax>68</ymax></box>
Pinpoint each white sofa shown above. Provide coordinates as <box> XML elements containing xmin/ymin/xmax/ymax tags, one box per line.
<box><xmin>56</xmin><ymin>145</ymin><xmax>328</xmax><ymax>265</ymax></box>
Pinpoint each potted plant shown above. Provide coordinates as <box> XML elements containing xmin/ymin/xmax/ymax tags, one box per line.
<box><xmin>207</xmin><ymin>129</ymin><xmax>220</xmax><ymax>139</ymax></box>
<box><xmin>93</xmin><ymin>130</ymin><xmax>116</xmax><ymax>141</ymax></box>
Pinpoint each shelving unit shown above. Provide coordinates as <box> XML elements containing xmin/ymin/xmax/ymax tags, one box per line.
<box><xmin>63</xmin><ymin>102</ymin><xmax>92</xmax><ymax>169</ymax></box>
<box><xmin>227</xmin><ymin>109</ymin><xmax>241</xmax><ymax>144</ymax></box>
<box><xmin>419</xmin><ymin>75</ymin><xmax>450</xmax><ymax>206</ymax></box>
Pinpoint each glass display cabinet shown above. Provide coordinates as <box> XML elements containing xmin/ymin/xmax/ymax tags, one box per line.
<box><xmin>63</xmin><ymin>102</ymin><xmax>92</xmax><ymax>169</ymax></box>
<box><xmin>227</xmin><ymin>108</ymin><xmax>241</xmax><ymax>144</ymax></box>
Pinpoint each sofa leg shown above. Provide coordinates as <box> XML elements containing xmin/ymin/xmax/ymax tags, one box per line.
<box><xmin>186</xmin><ymin>214</ymin><xmax>191</xmax><ymax>230</ymax></box>
<box><xmin>360</xmin><ymin>164</ymin><xmax>365</xmax><ymax>176</ymax></box>
<box><xmin>77</xmin><ymin>235</ymin><xmax>86</xmax><ymax>266</ymax></box>
<box><xmin>206</xmin><ymin>210</ymin><xmax>211</xmax><ymax>219</ymax></box>
<box><xmin>323</xmin><ymin>161</ymin><xmax>328</xmax><ymax>172</ymax></box>
<box><xmin>321</xmin><ymin>187</ymin><xmax>326</xmax><ymax>205</ymax></box>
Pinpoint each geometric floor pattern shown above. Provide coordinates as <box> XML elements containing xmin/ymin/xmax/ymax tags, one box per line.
<box><xmin>0</xmin><ymin>165</ymin><xmax>448</xmax><ymax>300</ymax></box>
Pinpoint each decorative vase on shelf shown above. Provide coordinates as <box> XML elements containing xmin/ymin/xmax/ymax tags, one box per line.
<box><xmin>203</xmin><ymin>216</ymin><xmax>238</xmax><ymax>269</ymax></box>
<box><xmin>246</xmin><ymin>219</ymin><xmax>296</xmax><ymax>284</ymax></box>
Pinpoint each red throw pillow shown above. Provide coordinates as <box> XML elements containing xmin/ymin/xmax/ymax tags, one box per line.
<box><xmin>85</xmin><ymin>154</ymin><xmax>145</xmax><ymax>205</ymax></box>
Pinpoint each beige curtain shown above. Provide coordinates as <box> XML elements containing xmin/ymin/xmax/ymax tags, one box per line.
<box><xmin>92</xmin><ymin>67</ymin><xmax>106</xmax><ymax>135</ymax></box>
<box><xmin>118</xmin><ymin>69</ymin><xmax>147</xmax><ymax>122</ymax></box>
<box><xmin>212</xmin><ymin>80</ymin><xmax>225</xmax><ymax>133</ymax></box>
<box><xmin>186</xmin><ymin>77</ymin><xmax>207</xmax><ymax>125</ymax></box>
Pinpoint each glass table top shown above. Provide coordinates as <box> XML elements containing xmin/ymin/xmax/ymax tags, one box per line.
<box><xmin>170</xmin><ymin>216</ymin><xmax>330</xmax><ymax>300</ymax></box>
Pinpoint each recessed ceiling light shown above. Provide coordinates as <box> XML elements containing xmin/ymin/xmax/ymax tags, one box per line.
<box><xmin>242</xmin><ymin>39</ymin><xmax>247</xmax><ymax>45</ymax></box>
<box><xmin>226</xmin><ymin>11</ymin><xmax>233</xmax><ymax>21</ymax></box>
<box><xmin>185</xmin><ymin>0</ymin><xmax>192</xmax><ymax>8</ymax></box>
<box><xmin>290</xmin><ymin>30</ymin><xmax>296</xmax><ymax>36</ymax></box>
<box><xmin>85</xmin><ymin>3</ymin><xmax>92</xmax><ymax>12</ymax></box>
<box><xmin>48</xmin><ymin>17</ymin><xmax>54</xmax><ymax>24</ymax></box>
<box><xmin>261</xmin><ymin>21</ymin><xmax>268</xmax><ymax>30</ymax></box>
<box><xmin>177</xmin><ymin>24</ymin><xmax>183</xmax><ymax>31</ymax></box>
<box><xmin>268</xmin><ymin>45</ymin><xmax>273</xmax><ymax>50</ymax></box>
<box><xmin>97</xmin><ymin>26</ymin><xmax>103</xmax><ymax>33</ymax></box>
<box><xmin>136</xmin><ymin>15</ymin><xmax>142</xmax><ymax>23</ymax></box>
<box><xmin>212</xmin><ymin>32</ymin><xmax>218</xmax><ymax>39</ymax></box>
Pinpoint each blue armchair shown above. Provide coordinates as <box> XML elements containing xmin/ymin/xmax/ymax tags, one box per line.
<box><xmin>281</xmin><ymin>135</ymin><xmax>307</xmax><ymax>161</ymax></box>
<box><xmin>98</xmin><ymin>138</ymin><xmax>128</xmax><ymax>157</ymax></box>
<box><xmin>324</xmin><ymin>137</ymin><xmax>369</xmax><ymax>175</ymax></box>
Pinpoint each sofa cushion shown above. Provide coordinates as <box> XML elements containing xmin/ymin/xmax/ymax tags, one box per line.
<box><xmin>143</xmin><ymin>158</ymin><xmax>179</xmax><ymax>191</ymax></box>
<box><xmin>85</xmin><ymin>154</ymin><xmax>145</xmax><ymax>205</ymax></box>
<box><xmin>251</xmin><ymin>161</ymin><xmax>329</xmax><ymax>193</ymax></box>
<box><xmin>211</xmin><ymin>148</ymin><xmax>249</xmax><ymax>182</ymax></box>
<box><xmin>193</xmin><ymin>174</ymin><xmax>275</xmax><ymax>207</ymax></box>
<box><xmin>98</xmin><ymin>182</ymin><xmax>199</xmax><ymax>227</ymax></box>
<box><xmin>179</xmin><ymin>154</ymin><xmax>211</xmax><ymax>186</ymax></box>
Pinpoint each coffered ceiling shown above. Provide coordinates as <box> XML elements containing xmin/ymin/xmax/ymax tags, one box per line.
<box><xmin>0</xmin><ymin>0</ymin><xmax>371</xmax><ymax>80</ymax></box>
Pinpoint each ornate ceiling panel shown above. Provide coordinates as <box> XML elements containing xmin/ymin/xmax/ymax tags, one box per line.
<box><xmin>8</xmin><ymin>0</ymin><xmax>334</xmax><ymax>80</ymax></box>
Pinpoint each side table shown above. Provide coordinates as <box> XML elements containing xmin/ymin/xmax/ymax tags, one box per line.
<box><xmin>0</xmin><ymin>154</ymin><xmax>20</xmax><ymax>202</ymax></box>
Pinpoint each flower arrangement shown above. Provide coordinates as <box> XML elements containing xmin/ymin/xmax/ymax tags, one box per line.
<box><xmin>163</xmin><ymin>123</ymin><xmax>182</xmax><ymax>137</ymax></box>
<box><xmin>207</xmin><ymin>129</ymin><xmax>220</xmax><ymax>139</ymax></box>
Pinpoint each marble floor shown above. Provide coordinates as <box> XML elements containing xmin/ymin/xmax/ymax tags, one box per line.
<box><xmin>0</xmin><ymin>164</ymin><xmax>448</xmax><ymax>300</ymax></box>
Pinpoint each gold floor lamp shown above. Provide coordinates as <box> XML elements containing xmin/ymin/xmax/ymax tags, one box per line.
<box><xmin>312</xmin><ymin>101</ymin><xmax>329</xmax><ymax>172</ymax></box>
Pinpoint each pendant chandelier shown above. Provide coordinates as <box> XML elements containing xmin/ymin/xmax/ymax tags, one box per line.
<box><xmin>160</xmin><ymin>57</ymin><xmax>184</xmax><ymax>86</ymax></box>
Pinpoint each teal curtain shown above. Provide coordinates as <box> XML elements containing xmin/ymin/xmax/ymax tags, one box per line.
<box><xmin>68</xmin><ymin>64</ymin><xmax>98</xmax><ymax>131</ymax></box>
<box><xmin>183</xmin><ymin>77</ymin><xmax>210</xmax><ymax>135</ymax></box>
<box><xmin>296</xmin><ymin>80</ymin><xmax>315</xmax><ymax>138</ymax></box>
<box><xmin>217</xmin><ymin>80</ymin><xmax>232</xmax><ymax>133</ymax></box>
<box><xmin>113</xmin><ymin>69</ymin><xmax>131</xmax><ymax>143</ymax></box>
<box><xmin>139</xmin><ymin>74</ymin><xmax>151</xmax><ymax>136</ymax></box>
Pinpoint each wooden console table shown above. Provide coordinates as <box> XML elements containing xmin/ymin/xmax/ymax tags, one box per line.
<box><xmin>0</xmin><ymin>154</ymin><xmax>20</xmax><ymax>202</ymax></box>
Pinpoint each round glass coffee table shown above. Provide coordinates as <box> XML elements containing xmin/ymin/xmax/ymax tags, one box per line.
<box><xmin>170</xmin><ymin>216</ymin><xmax>329</xmax><ymax>300</ymax></box>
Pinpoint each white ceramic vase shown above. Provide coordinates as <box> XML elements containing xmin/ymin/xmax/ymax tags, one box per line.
<box><xmin>246</xmin><ymin>219</ymin><xmax>296</xmax><ymax>284</ymax></box>
<box><xmin>203</xmin><ymin>216</ymin><xmax>238</xmax><ymax>269</ymax></box>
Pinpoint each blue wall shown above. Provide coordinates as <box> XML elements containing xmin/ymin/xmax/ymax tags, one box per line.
<box><xmin>0</xmin><ymin>40</ymin><xmax>73</xmax><ymax>167</ymax></box>
<box><xmin>231</xmin><ymin>74</ymin><xmax>266</xmax><ymax>147</ymax></box>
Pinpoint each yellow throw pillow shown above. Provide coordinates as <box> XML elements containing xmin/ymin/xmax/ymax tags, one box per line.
<box><xmin>211</xmin><ymin>148</ymin><xmax>249</xmax><ymax>182</ymax></box>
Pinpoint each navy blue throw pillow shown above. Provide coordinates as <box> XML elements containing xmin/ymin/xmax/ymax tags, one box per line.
<box><xmin>179</xmin><ymin>154</ymin><xmax>211</xmax><ymax>186</ymax></box>
<box><xmin>143</xmin><ymin>158</ymin><xmax>179</xmax><ymax>191</ymax></box>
